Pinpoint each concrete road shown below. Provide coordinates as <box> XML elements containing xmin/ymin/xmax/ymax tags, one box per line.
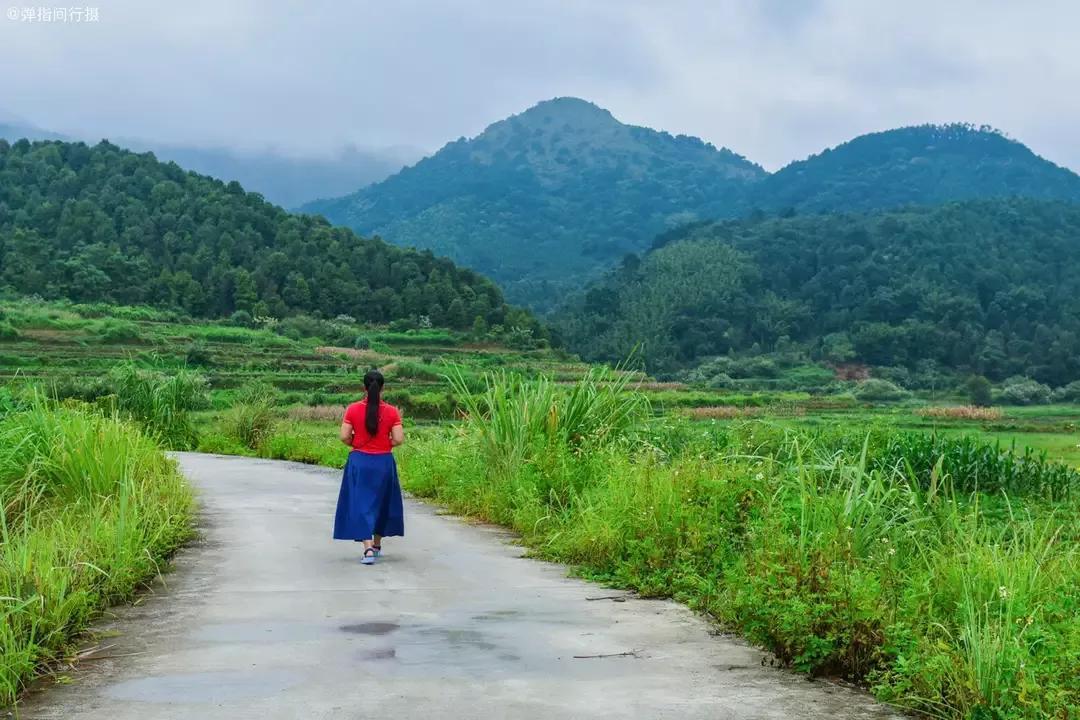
<box><xmin>18</xmin><ymin>453</ymin><xmax>903</xmax><ymax>719</ymax></box>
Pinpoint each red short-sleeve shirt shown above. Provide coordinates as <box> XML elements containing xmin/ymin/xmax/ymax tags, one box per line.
<box><xmin>343</xmin><ymin>400</ymin><xmax>402</xmax><ymax>454</ymax></box>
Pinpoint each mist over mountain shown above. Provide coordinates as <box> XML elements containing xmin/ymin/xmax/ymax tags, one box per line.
<box><xmin>0</xmin><ymin>116</ymin><xmax>417</xmax><ymax>209</ymax></box>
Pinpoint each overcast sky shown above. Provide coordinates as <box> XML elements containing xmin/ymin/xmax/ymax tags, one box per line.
<box><xmin>1</xmin><ymin>0</ymin><xmax>1077</xmax><ymax>171</ymax></box>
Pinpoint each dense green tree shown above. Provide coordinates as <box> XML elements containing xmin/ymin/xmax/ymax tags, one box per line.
<box><xmin>0</xmin><ymin>139</ymin><xmax>540</xmax><ymax>336</ymax></box>
<box><xmin>966</xmin><ymin>375</ymin><xmax>993</xmax><ymax>407</ymax></box>
<box><xmin>555</xmin><ymin>199</ymin><xmax>1080</xmax><ymax>383</ymax></box>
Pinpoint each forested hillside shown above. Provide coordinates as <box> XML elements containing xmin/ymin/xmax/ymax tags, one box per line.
<box><xmin>554</xmin><ymin>199</ymin><xmax>1080</xmax><ymax>385</ymax></box>
<box><xmin>303</xmin><ymin>97</ymin><xmax>765</xmax><ymax>308</ymax></box>
<box><xmin>304</xmin><ymin>99</ymin><xmax>1080</xmax><ymax>312</ymax></box>
<box><xmin>0</xmin><ymin>139</ymin><xmax>536</xmax><ymax>333</ymax></box>
<box><xmin>753</xmin><ymin>124</ymin><xmax>1080</xmax><ymax>213</ymax></box>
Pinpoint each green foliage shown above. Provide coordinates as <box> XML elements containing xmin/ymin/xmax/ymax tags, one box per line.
<box><xmin>864</xmin><ymin>430</ymin><xmax>1079</xmax><ymax>498</ymax></box>
<box><xmin>184</xmin><ymin>341</ymin><xmax>213</xmax><ymax>367</ymax></box>
<box><xmin>94</xmin><ymin>318</ymin><xmax>140</xmax><ymax>343</ymax></box>
<box><xmin>556</xmin><ymin>199</ymin><xmax>1080</xmax><ymax>383</ymax></box>
<box><xmin>447</xmin><ymin>367</ymin><xmax>650</xmax><ymax>475</ymax></box>
<box><xmin>0</xmin><ymin>405</ymin><xmax>194</xmax><ymax>704</ymax></box>
<box><xmin>1052</xmin><ymin>380</ymin><xmax>1080</xmax><ymax>403</ymax></box>
<box><xmin>220</xmin><ymin>381</ymin><xmax>279</xmax><ymax>449</ymax></box>
<box><xmin>854</xmin><ymin>379</ymin><xmax>908</xmax><ymax>402</ymax></box>
<box><xmin>966</xmin><ymin>375</ymin><xmax>994</xmax><ymax>407</ymax></box>
<box><xmin>104</xmin><ymin>363</ymin><xmax>208</xmax><ymax>448</ymax></box>
<box><xmin>0</xmin><ymin>138</ymin><xmax>529</xmax><ymax>332</ymax></box>
<box><xmin>221</xmin><ymin>403</ymin><xmax>278</xmax><ymax>450</ymax></box>
<box><xmin>1000</xmin><ymin>377</ymin><xmax>1052</xmax><ymax>406</ymax></box>
<box><xmin>390</xmin><ymin>383</ymin><xmax>1080</xmax><ymax>718</ymax></box>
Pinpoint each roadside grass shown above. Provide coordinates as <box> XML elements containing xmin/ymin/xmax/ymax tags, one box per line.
<box><xmin>0</xmin><ymin>405</ymin><xmax>195</xmax><ymax>706</ymax></box>
<box><xmin>395</xmin><ymin>376</ymin><xmax>1080</xmax><ymax>719</ymax></box>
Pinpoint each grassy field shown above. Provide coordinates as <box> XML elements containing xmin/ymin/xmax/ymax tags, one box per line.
<box><xmin>3</xmin><ymin>297</ymin><xmax>1080</xmax><ymax>717</ymax></box>
<box><xmin>2</xmin><ymin>297</ymin><xmax>1076</xmax><ymax>467</ymax></box>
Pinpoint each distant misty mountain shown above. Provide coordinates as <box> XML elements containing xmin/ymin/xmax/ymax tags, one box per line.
<box><xmin>0</xmin><ymin>121</ymin><xmax>66</xmax><ymax>142</ymax></box>
<box><xmin>121</xmin><ymin>142</ymin><xmax>419</xmax><ymax>210</ymax></box>
<box><xmin>303</xmin><ymin>99</ymin><xmax>1080</xmax><ymax>310</ymax></box>
<box><xmin>0</xmin><ymin>117</ymin><xmax>418</xmax><ymax>209</ymax></box>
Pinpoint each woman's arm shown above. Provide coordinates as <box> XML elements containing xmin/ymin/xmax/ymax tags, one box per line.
<box><xmin>390</xmin><ymin>424</ymin><xmax>404</xmax><ymax>447</ymax></box>
<box><xmin>339</xmin><ymin>421</ymin><xmax>354</xmax><ymax>446</ymax></box>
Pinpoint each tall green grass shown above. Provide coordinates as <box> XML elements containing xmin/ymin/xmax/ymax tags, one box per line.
<box><xmin>448</xmin><ymin>366</ymin><xmax>648</xmax><ymax>472</ymax></box>
<box><xmin>0</xmin><ymin>405</ymin><xmax>194</xmax><ymax>705</ymax></box>
<box><xmin>103</xmin><ymin>364</ymin><xmax>208</xmax><ymax>449</ymax></box>
<box><xmin>397</xmin><ymin>373</ymin><xmax>1080</xmax><ymax>719</ymax></box>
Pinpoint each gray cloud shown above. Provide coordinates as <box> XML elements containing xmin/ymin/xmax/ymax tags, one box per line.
<box><xmin>1</xmin><ymin>0</ymin><xmax>1077</xmax><ymax>171</ymax></box>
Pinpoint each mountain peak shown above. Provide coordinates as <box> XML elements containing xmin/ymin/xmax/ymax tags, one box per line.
<box><xmin>487</xmin><ymin>96</ymin><xmax>619</xmax><ymax>137</ymax></box>
<box><xmin>522</xmin><ymin>96</ymin><xmax>614</xmax><ymax>119</ymax></box>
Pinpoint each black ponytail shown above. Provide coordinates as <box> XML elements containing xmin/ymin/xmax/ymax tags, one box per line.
<box><xmin>363</xmin><ymin>370</ymin><xmax>384</xmax><ymax>435</ymax></box>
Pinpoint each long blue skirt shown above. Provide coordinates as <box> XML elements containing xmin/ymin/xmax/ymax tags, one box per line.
<box><xmin>333</xmin><ymin>451</ymin><xmax>405</xmax><ymax>540</ymax></box>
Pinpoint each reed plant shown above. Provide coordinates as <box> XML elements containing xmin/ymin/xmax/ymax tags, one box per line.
<box><xmin>0</xmin><ymin>404</ymin><xmax>194</xmax><ymax>706</ymax></box>
<box><xmin>104</xmin><ymin>363</ymin><xmax>208</xmax><ymax>449</ymax></box>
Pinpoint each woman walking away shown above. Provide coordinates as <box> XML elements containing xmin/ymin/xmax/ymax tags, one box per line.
<box><xmin>333</xmin><ymin>370</ymin><xmax>405</xmax><ymax>565</ymax></box>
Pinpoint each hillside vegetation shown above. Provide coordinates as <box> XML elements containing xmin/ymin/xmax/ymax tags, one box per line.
<box><xmin>303</xmin><ymin>97</ymin><xmax>765</xmax><ymax>308</ymax></box>
<box><xmin>304</xmin><ymin>97</ymin><xmax>1080</xmax><ymax>310</ymax></box>
<box><xmin>756</xmin><ymin>123</ymin><xmax>1080</xmax><ymax>213</ymax></box>
<box><xmin>554</xmin><ymin>199</ymin><xmax>1080</xmax><ymax>385</ymax></box>
<box><xmin>0</xmin><ymin>138</ymin><xmax>537</xmax><ymax>334</ymax></box>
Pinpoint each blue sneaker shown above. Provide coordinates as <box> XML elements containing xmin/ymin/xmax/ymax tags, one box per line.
<box><xmin>372</xmin><ymin>545</ymin><xmax>382</xmax><ymax>558</ymax></box>
<box><xmin>361</xmin><ymin>548</ymin><xmax>377</xmax><ymax>565</ymax></box>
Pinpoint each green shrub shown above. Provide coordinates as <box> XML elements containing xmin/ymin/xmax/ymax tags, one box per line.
<box><xmin>185</xmin><ymin>341</ymin><xmax>213</xmax><ymax>367</ymax></box>
<box><xmin>1051</xmin><ymin>380</ymin><xmax>1080</xmax><ymax>403</ymax></box>
<box><xmin>1000</xmin><ymin>377</ymin><xmax>1051</xmax><ymax>406</ymax></box>
<box><xmin>854</xmin><ymin>378</ymin><xmax>908</xmax><ymax>402</ymax></box>
<box><xmin>448</xmin><ymin>367</ymin><xmax>649</xmax><ymax>476</ymax></box>
<box><xmin>106</xmin><ymin>363</ymin><xmax>208</xmax><ymax>448</ymax></box>
<box><xmin>706</xmin><ymin>372</ymin><xmax>734</xmax><ymax>389</ymax></box>
<box><xmin>94</xmin><ymin>318</ymin><xmax>140</xmax><ymax>343</ymax></box>
<box><xmin>220</xmin><ymin>382</ymin><xmax>280</xmax><ymax>449</ymax></box>
<box><xmin>965</xmin><ymin>374</ymin><xmax>993</xmax><ymax>406</ymax></box>
<box><xmin>221</xmin><ymin>402</ymin><xmax>278</xmax><ymax>450</ymax></box>
<box><xmin>275</xmin><ymin>315</ymin><xmax>353</xmax><ymax>345</ymax></box>
<box><xmin>229</xmin><ymin>310</ymin><xmax>254</xmax><ymax>327</ymax></box>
